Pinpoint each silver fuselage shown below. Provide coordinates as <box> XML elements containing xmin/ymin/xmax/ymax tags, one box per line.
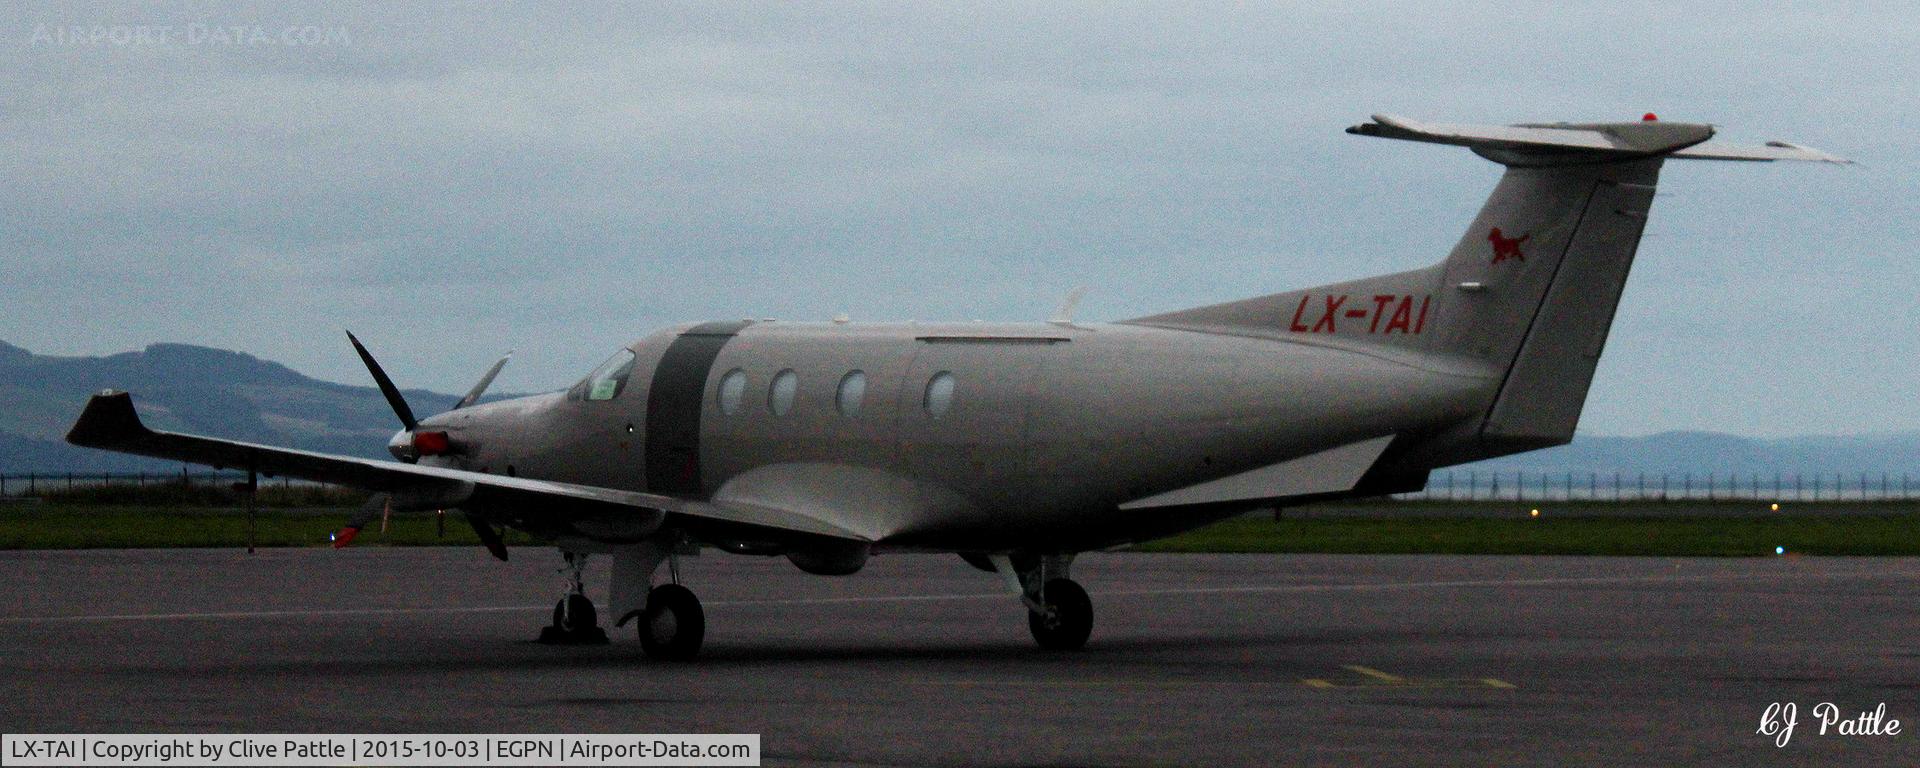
<box><xmin>421</xmin><ymin>320</ymin><xmax>1493</xmax><ymax>552</ymax></box>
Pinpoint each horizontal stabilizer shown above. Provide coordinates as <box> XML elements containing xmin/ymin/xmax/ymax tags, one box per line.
<box><xmin>1350</xmin><ymin>114</ymin><xmax>1847</xmax><ymax>165</ymax></box>
<box><xmin>1669</xmin><ymin>140</ymin><xmax>1851</xmax><ymax>164</ymax></box>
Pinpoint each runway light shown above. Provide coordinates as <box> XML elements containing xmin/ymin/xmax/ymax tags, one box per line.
<box><xmin>1770</xmin><ymin>503</ymin><xmax>1780</xmax><ymax>512</ymax></box>
<box><xmin>1529</xmin><ymin>509</ymin><xmax>1540</xmax><ymax>518</ymax></box>
<box><xmin>328</xmin><ymin>531</ymin><xmax>336</xmax><ymax>542</ymax></box>
<box><xmin>1775</xmin><ymin>546</ymin><xmax>1786</xmax><ymax>555</ymax></box>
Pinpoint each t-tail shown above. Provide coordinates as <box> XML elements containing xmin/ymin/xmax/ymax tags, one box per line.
<box><xmin>1127</xmin><ymin>114</ymin><xmax>1845</xmax><ymax>468</ymax></box>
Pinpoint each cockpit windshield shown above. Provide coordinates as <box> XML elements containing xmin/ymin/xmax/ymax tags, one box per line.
<box><xmin>578</xmin><ymin>349</ymin><xmax>637</xmax><ymax>401</ymax></box>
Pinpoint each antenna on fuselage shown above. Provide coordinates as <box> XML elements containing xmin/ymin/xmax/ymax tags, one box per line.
<box><xmin>1048</xmin><ymin>286</ymin><xmax>1088</xmax><ymax>325</ymax></box>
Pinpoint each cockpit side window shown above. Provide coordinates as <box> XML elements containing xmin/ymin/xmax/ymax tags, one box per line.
<box><xmin>579</xmin><ymin>349</ymin><xmax>638</xmax><ymax>401</ymax></box>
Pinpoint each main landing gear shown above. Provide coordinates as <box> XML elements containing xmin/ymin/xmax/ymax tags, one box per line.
<box><xmin>635</xmin><ymin>583</ymin><xmax>704</xmax><ymax>661</ymax></box>
<box><xmin>539</xmin><ymin>547</ymin><xmax>706</xmax><ymax>660</ymax></box>
<box><xmin>989</xmin><ymin>553</ymin><xmax>1093</xmax><ymax>650</ymax></box>
<box><xmin>1028</xmin><ymin>577</ymin><xmax>1092</xmax><ymax>650</ymax></box>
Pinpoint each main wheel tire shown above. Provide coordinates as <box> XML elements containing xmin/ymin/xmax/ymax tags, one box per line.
<box><xmin>638</xmin><ymin>583</ymin><xmax>705</xmax><ymax>661</ymax></box>
<box><xmin>553</xmin><ymin>593</ymin><xmax>598</xmax><ymax>633</ymax></box>
<box><xmin>1027</xmin><ymin>578</ymin><xmax>1093</xmax><ymax>650</ymax></box>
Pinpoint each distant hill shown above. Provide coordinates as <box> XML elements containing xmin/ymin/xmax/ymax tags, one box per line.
<box><xmin>0</xmin><ymin>340</ymin><xmax>505</xmax><ymax>472</ymax></box>
<box><xmin>1456</xmin><ymin>431</ymin><xmax>1920</xmax><ymax>478</ymax></box>
<box><xmin>1</xmin><ymin>340</ymin><xmax>1912</xmax><ymax>477</ymax></box>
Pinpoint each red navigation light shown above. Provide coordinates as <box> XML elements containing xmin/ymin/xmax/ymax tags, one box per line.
<box><xmin>413</xmin><ymin>430</ymin><xmax>451</xmax><ymax>455</ymax></box>
<box><xmin>1642</xmin><ymin>112</ymin><xmax>1659</xmax><ymax>122</ymax></box>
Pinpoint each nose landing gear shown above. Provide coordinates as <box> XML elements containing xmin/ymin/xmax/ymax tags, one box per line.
<box><xmin>537</xmin><ymin>551</ymin><xmax>609</xmax><ymax>645</ymax></box>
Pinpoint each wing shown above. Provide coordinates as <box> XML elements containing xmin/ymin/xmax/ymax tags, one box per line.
<box><xmin>1116</xmin><ymin>435</ymin><xmax>1399</xmax><ymax>510</ymax></box>
<box><xmin>64</xmin><ymin>390</ymin><xmax>869</xmax><ymax>546</ymax></box>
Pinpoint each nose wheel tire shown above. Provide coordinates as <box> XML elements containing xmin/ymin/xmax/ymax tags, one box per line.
<box><xmin>638</xmin><ymin>583</ymin><xmax>706</xmax><ymax>661</ymax></box>
<box><xmin>555</xmin><ymin>593</ymin><xmax>597</xmax><ymax>632</ymax></box>
<box><xmin>1027</xmin><ymin>577</ymin><xmax>1092</xmax><ymax>650</ymax></box>
<box><xmin>538</xmin><ymin>593</ymin><xmax>609</xmax><ymax>645</ymax></box>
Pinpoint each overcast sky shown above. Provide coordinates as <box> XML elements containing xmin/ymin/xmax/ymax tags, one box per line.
<box><xmin>3</xmin><ymin>2</ymin><xmax>1911</xmax><ymax>437</ymax></box>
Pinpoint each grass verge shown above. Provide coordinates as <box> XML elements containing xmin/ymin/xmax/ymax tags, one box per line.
<box><xmin>3</xmin><ymin>503</ymin><xmax>1918</xmax><ymax>556</ymax></box>
<box><xmin>0</xmin><ymin>505</ymin><xmax>536</xmax><ymax>550</ymax></box>
<box><xmin>1136</xmin><ymin>514</ymin><xmax>1920</xmax><ymax>557</ymax></box>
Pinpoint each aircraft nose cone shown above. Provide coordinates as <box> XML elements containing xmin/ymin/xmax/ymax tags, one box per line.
<box><xmin>386</xmin><ymin>429</ymin><xmax>414</xmax><ymax>461</ymax></box>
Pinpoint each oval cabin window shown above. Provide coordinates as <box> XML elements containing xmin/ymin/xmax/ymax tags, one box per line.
<box><xmin>769</xmin><ymin>369</ymin><xmax>798</xmax><ymax>416</ymax></box>
<box><xmin>923</xmin><ymin>371</ymin><xmax>955</xmax><ymax>418</ymax></box>
<box><xmin>717</xmin><ymin>368</ymin><xmax>747</xmax><ymax>415</ymax></box>
<box><xmin>837</xmin><ymin>370</ymin><xmax>867</xmax><ymax>416</ymax></box>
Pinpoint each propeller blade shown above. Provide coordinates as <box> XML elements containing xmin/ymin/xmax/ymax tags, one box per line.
<box><xmin>330</xmin><ymin>492</ymin><xmax>391</xmax><ymax>548</ymax></box>
<box><xmin>454</xmin><ymin>351</ymin><xmax>512</xmax><ymax>410</ymax></box>
<box><xmin>465</xmin><ymin>513</ymin><xmax>509</xmax><ymax>561</ymax></box>
<box><xmin>346</xmin><ymin>331</ymin><xmax>418</xmax><ymax>431</ymax></box>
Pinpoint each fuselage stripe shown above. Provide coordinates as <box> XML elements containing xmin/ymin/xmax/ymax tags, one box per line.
<box><xmin>643</xmin><ymin>321</ymin><xmax>751</xmax><ymax>495</ymax></box>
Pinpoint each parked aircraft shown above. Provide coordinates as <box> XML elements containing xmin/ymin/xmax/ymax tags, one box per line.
<box><xmin>67</xmin><ymin>114</ymin><xmax>1844</xmax><ymax>659</ymax></box>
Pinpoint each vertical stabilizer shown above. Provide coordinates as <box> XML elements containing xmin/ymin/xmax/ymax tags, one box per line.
<box><xmin>1127</xmin><ymin>115</ymin><xmax>1843</xmax><ymax>465</ymax></box>
<box><xmin>1458</xmin><ymin>159</ymin><xmax>1660</xmax><ymax>455</ymax></box>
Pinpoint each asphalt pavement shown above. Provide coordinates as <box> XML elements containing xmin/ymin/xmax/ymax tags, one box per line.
<box><xmin>1</xmin><ymin>548</ymin><xmax>1914</xmax><ymax>766</ymax></box>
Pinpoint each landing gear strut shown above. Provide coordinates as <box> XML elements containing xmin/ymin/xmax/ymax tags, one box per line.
<box><xmin>990</xmin><ymin>553</ymin><xmax>1093</xmax><ymax>650</ymax></box>
<box><xmin>538</xmin><ymin>551</ymin><xmax>609</xmax><ymax>645</ymax></box>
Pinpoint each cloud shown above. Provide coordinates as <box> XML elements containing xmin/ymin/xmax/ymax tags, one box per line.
<box><xmin>0</xmin><ymin>2</ymin><xmax>1907</xmax><ymax>436</ymax></box>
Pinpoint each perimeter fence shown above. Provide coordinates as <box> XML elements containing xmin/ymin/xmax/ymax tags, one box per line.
<box><xmin>0</xmin><ymin>469</ymin><xmax>329</xmax><ymax>499</ymax></box>
<box><xmin>1395</xmin><ymin>470</ymin><xmax>1920</xmax><ymax>502</ymax></box>
<box><xmin>4</xmin><ymin>468</ymin><xmax>1917</xmax><ymax>503</ymax></box>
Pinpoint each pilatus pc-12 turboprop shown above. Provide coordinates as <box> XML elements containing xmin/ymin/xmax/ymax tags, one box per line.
<box><xmin>68</xmin><ymin>115</ymin><xmax>1844</xmax><ymax>659</ymax></box>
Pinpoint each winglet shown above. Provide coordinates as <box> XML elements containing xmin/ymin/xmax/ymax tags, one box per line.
<box><xmin>66</xmin><ymin>390</ymin><xmax>152</xmax><ymax>449</ymax></box>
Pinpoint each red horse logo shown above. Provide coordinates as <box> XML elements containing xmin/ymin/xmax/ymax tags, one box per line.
<box><xmin>1488</xmin><ymin>227</ymin><xmax>1529</xmax><ymax>264</ymax></box>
